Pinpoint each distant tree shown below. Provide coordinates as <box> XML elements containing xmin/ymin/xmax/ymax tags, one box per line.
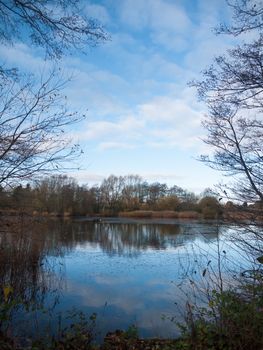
<box><xmin>147</xmin><ymin>182</ymin><xmax>167</xmax><ymax>206</ymax></box>
<box><xmin>73</xmin><ymin>185</ymin><xmax>98</xmax><ymax>215</ymax></box>
<box><xmin>121</xmin><ymin>175</ymin><xmax>143</xmax><ymax>210</ymax></box>
<box><xmin>200</xmin><ymin>187</ymin><xmax>217</xmax><ymax>198</ymax></box>
<box><xmin>100</xmin><ymin>175</ymin><xmax>125</xmax><ymax>213</ymax></box>
<box><xmin>225</xmin><ymin>200</ymin><xmax>235</xmax><ymax>210</ymax></box>
<box><xmin>198</xmin><ymin>196</ymin><xmax>222</xmax><ymax>219</ymax></box>
<box><xmin>34</xmin><ymin>175</ymin><xmax>77</xmax><ymax>214</ymax></box>
<box><xmin>155</xmin><ymin>195</ymin><xmax>180</xmax><ymax>211</ymax></box>
<box><xmin>168</xmin><ymin>185</ymin><xmax>186</xmax><ymax>198</ymax></box>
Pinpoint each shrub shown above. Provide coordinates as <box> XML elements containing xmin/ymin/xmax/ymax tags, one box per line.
<box><xmin>181</xmin><ymin>284</ymin><xmax>263</xmax><ymax>350</ymax></box>
<box><xmin>155</xmin><ymin>196</ymin><xmax>180</xmax><ymax>211</ymax></box>
<box><xmin>198</xmin><ymin>196</ymin><xmax>222</xmax><ymax>219</ymax></box>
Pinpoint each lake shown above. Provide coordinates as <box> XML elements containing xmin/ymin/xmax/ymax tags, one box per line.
<box><xmin>0</xmin><ymin>217</ymin><xmax>251</xmax><ymax>342</ymax></box>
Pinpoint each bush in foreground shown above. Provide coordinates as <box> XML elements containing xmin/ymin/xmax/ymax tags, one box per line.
<box><xmin>180</xmin><ymin>281</ymin><xmax>263</xmax><ymax>350</ymax></box>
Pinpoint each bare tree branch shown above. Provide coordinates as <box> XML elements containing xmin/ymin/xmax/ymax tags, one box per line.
<box><xmin>0</xmin><ymin>70</ymin><xmax>84</xmax><ymax>187</ymax></box>
<box><xmin>0</xmin><ymin>0</ymin><xmax>109</xmax><ymax>59</ymax></box>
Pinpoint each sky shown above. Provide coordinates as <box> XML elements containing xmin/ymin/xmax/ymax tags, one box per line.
<box><xmin>0</xmin><ymin>0</ymin><xmax>237</xmax><ymax>193</ymax></box>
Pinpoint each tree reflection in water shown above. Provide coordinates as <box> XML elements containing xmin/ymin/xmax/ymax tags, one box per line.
<box><xmin>0</xmin><ymin>217</ymin><xmax>221</xmax><ymax>340</ymax></box>
<box><xmin>0</xmin><ymin>218</ymin><xmax>221</xmax><ymax>295</ymax></box>
<box><xmin>43</xmin><ymin>219</ymin><xmax>220</xmax><ymax>257</ymax></box>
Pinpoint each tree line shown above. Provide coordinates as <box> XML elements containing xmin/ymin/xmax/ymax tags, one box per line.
<box><xmin>0</xmin><ymin>174</ymin><xmax>222</xmax><ymax>218</ymax></box>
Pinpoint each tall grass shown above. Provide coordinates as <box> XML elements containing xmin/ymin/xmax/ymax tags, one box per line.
<box><xmin>119</xmin><ymin>210</ymin><xmax>200</xmax><ymax>219</ymax></box>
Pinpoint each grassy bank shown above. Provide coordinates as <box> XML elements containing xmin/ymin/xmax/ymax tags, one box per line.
<box><xmin>0</xmin><ymin>208</ymin><xmax>258</xmax><ymax>222</ymax></box>
<box><xmin>119</xmin><ymin>210</ymin><xmax>200</xmax><ymax>219</ymax></box>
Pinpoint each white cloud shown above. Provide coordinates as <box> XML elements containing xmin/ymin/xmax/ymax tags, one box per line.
<box><xmin>98</xmin><ymin>142</ymin><xmax>137</xmax><ymax>151</ymax></box>
<box><xmin>140</xmin><ymin>173</ymin><xmax>184</xmax><ymax>182</ymax></box>
<box><xmin>119</xmin><ymin>0</ymin><xmax>149</xmax><ymax>30</ymax></box>
<box><xmin>69</xmin><ymin>171</ymin><xmax>104</xmax><ymax>184</ymax></box>
<box><xmin>0</xmin><ymin>42</ymin><xmax>52</xmax><ymax>73</ymax></box>
<box><xmin>119</xmin><ymin>0</ymin><xmax>192</xmax><ymax>51</ymax></box>
<box><xmin>68</xmin><ymin>170</ymin><xmax>184</xmax><ymax>186</ymax></box>
<box><xmin>85</xmin><ymin>3</ymin><xmax>110</xmax><ymax>24</ymax></box>
<box><xmin>151</xmin><ymin>32</ymin><xmax>188</xmax><ymax>52</ymax></box>
<box><xmin>136</xmin><ymin>92</ymin><xmax>204</xmax><ymax>150</ymax></box>
<box><xmin>72</xmin><ymin>88</ymin><xmax>205</xmax><ymax>153</ymax></box>
<box><xmin>62</xmin><ymin>63</ymin><xmax>131</xmax><ymax>115</ymax></box>
<box><xmin>120</xmin><ymin>0</ymin><xmax>191</xmax><ymax>32</ymax></box>
<box><xmin>150</xmin><ymin>0</ymin><xmax>191</xmax><ymax>32</ymax></box>
<box><xmin>78</xmin><ymin>116</ymin><xmax>145</xmax><ymax>141</ymax></box>
<box><xmin>139</xmin><ymin>95</ymin><xmax>202</xmax><ymax>124</ymax></box>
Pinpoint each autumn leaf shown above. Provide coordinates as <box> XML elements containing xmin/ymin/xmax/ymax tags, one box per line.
<box><xmin>3</xmin><ymin>286</ymin><xmax>13</xmax><ymax>302</ymax></box>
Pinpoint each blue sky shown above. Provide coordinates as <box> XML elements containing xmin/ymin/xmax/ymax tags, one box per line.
<box><xmin>1</xmin><ymin>0</ymin><xmax>237</xmax><ymax>193</ymax></box>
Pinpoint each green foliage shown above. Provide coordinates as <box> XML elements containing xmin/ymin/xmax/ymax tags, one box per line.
<box><xmin>38</xmin><ymin>311</ymin><xmax>97</xmax><ymax>350</ymax></box>
<box><xmin>0</xmin><ymin>296</ymin><xmax>98</xmax><ymax>350</ymax></box>
<box><xmin>179</xmin><ymin>284</ymin><xmax>263</xmax><ymax>350</ymax></box>
<box><xmin>123</xmin><ymin>324</ymin><xmax>138</xmax><ymax>340</ymax></box>
<box><xmin>1</xmin><ymin>280</ymin><xmax>97</xmax><ymax>349</ymax></box>
<box><xmin>0</xmin><ymin>285</ymin><xmax>25</xmax><ymax>333</ymax></box>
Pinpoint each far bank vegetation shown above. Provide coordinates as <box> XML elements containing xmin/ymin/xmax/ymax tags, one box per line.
<box><xmin>0</xmin><ymin>174</ymin><xmax>256</xmax><ymax>220</ymax></box>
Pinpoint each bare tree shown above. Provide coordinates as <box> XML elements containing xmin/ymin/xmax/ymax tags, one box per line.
<box><xmin>200</xmin><ymin>108</ymin><xmax>263</xmax><ymax>204</ymax></box>
<box><xmin>216</xmin><ymin>0</ymin><xmax>263</xmax><ymax>36</ymax></box>
<box><xmin>193</xmin><ymin>2</ymin><xmax>263</xmax><ymax>204</ymax></box>
<box><xmin>191</xmin><ymin>1</ymin><xmax>263</xmax><ymax>257</ymax></box>
<box><xmin>0</xmin><ymin>0</ymin><xmax>108</xmax><ymax>60</ymax></box>
<box><xmin>0</xmin><ymin>0</ymin><xmax>108</xmax><ymax>186</ymax></box>
<box><xmin>0</xmin><ymin>71</ymin><xmax>85</xmax><ymax>187</ymax></box>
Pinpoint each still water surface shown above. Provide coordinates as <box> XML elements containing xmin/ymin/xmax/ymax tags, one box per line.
<box><xmin>2</xmin><ymin>218</ymin><xmax>248</xmax><ymax>341</ymax></box>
